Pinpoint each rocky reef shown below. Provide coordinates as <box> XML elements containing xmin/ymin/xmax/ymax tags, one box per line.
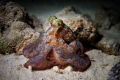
<box><xmin>0</xmin><ymin>0</ymin><xmax>42</xmax><ymax>54</ymax></box>
<box><xmin>0</xmin><ymin>0</ymin><xmax>28</xmax><ymax>28</ymax></box>
<box><xmin>94</xmin><ymin>6</ymin><xmax>120</xmax><ymax>55</ymax></box>
<box><xmin>95</xmin><ymin>37</ymin><xmax>120</xmax><ymax>55</ymax></box>
<box><xmin>0</xmin><ymin>21</ymin><xmax>40</xmax><ymax>54</ymax></box>
<box><xmin>95</xmin><ymin>6</ymin><xmax>120</xmax><ymax>30</ymax></box>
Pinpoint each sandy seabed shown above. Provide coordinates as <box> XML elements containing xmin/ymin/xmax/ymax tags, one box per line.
<box><xmin>0</xmin><ymin>49</ymin><xmax>119</xmax><ymax>80</ymax></box>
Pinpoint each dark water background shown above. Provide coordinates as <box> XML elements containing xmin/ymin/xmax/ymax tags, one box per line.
<box><xmin>15</xmin><ymin>0</ymin><xmax>120</xmax><ymax>23</ymax></box>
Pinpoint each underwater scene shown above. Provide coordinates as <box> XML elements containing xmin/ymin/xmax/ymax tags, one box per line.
<box><xmin>0</xmin><ymin>0</ymin><xmax>120</xmax><ymax>80</ymax></box>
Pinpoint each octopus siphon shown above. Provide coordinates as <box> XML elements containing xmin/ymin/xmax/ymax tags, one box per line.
<box><xmin>22</xmin><ymin>16</ymin><xmax>91</xmax><ymax>72</ymax></box>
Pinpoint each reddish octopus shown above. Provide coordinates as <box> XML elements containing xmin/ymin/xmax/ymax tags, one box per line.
<box><xmin>22</xmin><ymin>16</ymin><xmax>91</xmax><ymax>71</ymax></box>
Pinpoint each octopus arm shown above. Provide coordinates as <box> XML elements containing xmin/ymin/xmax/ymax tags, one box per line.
<box><xmin>68</xmin><ymin>54</ymin><xmax>91</xmax><ymax>71</ymax></box>
<box><xmin>55</xmin><ymin>26</ymin><xmax>76</xmax><ymax>44</ymax></box>
<box><xmin>22</xmin><ymin>34</ymin><xmax>46</xmax><ymax>58</ymax></box>
<box><xmin>53</xmin><ymin>44</ymin><xmax>90</xmax><ymax>71</ymax></box>
<box><xmin>24</xmin><ymin>44</ymin><xmax>55</xmax><ymax>70</ymax></box>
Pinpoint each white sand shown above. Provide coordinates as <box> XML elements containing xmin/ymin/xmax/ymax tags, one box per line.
<box><xmin>0</xmin><ymin>49</ymin><xmax>120</xmax><ymax>80</ymax></box>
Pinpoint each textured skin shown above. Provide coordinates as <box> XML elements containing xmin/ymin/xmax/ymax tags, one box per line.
<box><xmin>22</xmin><ymin>18</ymin><xmax>91</xmax><ymax>71</ymax></box>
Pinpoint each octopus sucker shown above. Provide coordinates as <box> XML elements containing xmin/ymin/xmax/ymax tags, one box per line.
<box><xmin>22</xmin><ymin>16</ymin><xmax>91</xmax><ymax>72</ymax></box>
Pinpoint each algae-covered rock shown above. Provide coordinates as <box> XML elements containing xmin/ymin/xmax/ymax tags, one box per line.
<box><xmin>0</xmin><ymin>21</ymin><xmax>39</xmax><ymax>54</ymax></box>
<box><xmin>0</xmin><ymin>1</ymin><xmax>42</xmax><ymax>54</ymax></box>
<box><xmin>94</xmin><ymin>37</ymin><xmax>120</xmax><ymax>55</ymax></box>
<box><xmin>0</xmin><ymin>21</ymin><xmax>28</xmax><ymax>54</ymax></box>
<box><xmin>0</xmin><ymin>37</ymin><xmax>22</xmax><ymax>54</ymax></box>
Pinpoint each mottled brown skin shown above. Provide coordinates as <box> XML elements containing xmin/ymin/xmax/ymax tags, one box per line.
<box><xmin>22</xmin><ymin>19</ymin><xmax>91</xmax><ymax>71</ymax></box>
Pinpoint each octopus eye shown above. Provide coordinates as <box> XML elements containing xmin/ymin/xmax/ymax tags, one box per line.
<box><xmin>53</xmin><ymin>19</ymin><xmax>64</xmax><ymax>27</ymax></box>
<box><xmin>48</xmin><ymin>16</ymin><xmax>57</xmax><ymax>24</ymax></box>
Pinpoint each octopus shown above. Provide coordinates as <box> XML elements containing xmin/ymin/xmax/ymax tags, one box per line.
<box><xmin>22</xmin><ymin>16</ymin><xmax>91</xmax><ymax>71</ymax></box>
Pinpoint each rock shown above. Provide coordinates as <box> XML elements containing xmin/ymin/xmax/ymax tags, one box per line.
<box><xmin>0</xmin><ymin>21</ymin><xmax>40</xmax><ymax>54</ymax></box>
<box><xmin>95</xmin><ymin>6</ymin><xmax>120</xmax><ymax>29</ymax></box>
<box><xmin>107</xmin><ymin>62</ymin><xmax>120</xmax><ymax>80</ymax></box>
<box><xmin>0</xmin><ymin>32</ymin><xmax>1</xmax><ymax>37</ymax></box>
<box><xmin>0</xmin><ymin>1</ymin><xmax>42</xmax><ymax>54</ymax></box>
<box><xmin>98</xmin><ymin>22</ymin><xmax>120</xmax><ymax>44</ymax></box>
<box><xmin>94</xmin><ymin>6</ymin><xmax>120</xmax><ymax>55</ymax></box>
<box><xmin>3</xmin><ymin>21</ymin><xmax>29</xmax><ymax>39</ymax></box>
<box><xmin>0</xmin><ymin>1</ymin><xmax>43</xmax><ymax>33</ymax></box>
<box><xmin>94</xmin><ymin>37</ymin><xmax>120</xmax><ymax>55</ymax></box>
<box><xmin>102</xmin><ymin>18</ymin><xmax>111</xmax><ymax>30</ymax></box>
<box><xmin>0</xmin><ymin>1</ymin><xmax>28</xmax><ymax>27</ymax></box>
<box><xmin>16</xmin><ymin>27</ymin><xmax>40</xmax><ymax>54</ymax></box>
<box><xmin>0</xmin><ymin>21</ymin><xmax>28</xmax><ymax>54</ymax></box>
<box><xmin>0</xmin><ymin>21</ymin><xmax>5</xmax><ymax>37</ymax></box>
<box><xmin>0</xmin><ymin>38</ymin><xmax>20</xmax><ymax>54</ymax></box>
<box><xmin>44</xmin><ymin>6</ymin><xmax>98</xmax><ymax>43</ymax></box>
<box><xmin>30</xmin><ymin>15</ymin><xmax>43</xmax><ymax>32</ymax></box>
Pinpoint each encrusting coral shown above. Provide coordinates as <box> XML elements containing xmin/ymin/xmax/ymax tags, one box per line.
<box><xmin>22</xmin><ymin>16</ymin><xmax>91</xmax><ymax>71</ymax></box>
